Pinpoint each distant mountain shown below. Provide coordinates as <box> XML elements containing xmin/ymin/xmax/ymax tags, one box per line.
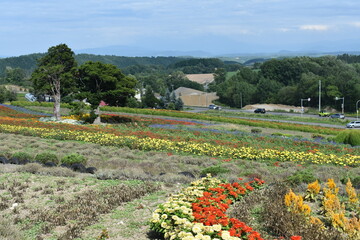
<box><xmin>75</xmin><ymin>45</ymin><xmax>212</xmax><ymax>57</ymax></box>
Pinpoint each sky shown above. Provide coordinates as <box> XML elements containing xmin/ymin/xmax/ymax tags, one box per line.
<box><xmin>1</xmin><ymin>0</ymin><xmax>360</xmax><ymax>57</ymax></box>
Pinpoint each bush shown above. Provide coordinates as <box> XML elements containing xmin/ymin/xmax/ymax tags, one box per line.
<box><xmin>81</xmin><ymin>111</ymin><xmax>97</xmax><ymax>124</ymax></box>
<box><xmin>11</xmin><ymin>152</ymin><xmax>32</xmax><ymax>161</ymax></box>
<box><xmin>61</xmin><ymin>153</ymin><xmax>87</xmax><ymax>165</ymax></box>
<box><xmin>100</xmin><ymin>115</ymin><xmax>133</xmax><ymax>124</ymax></box>
<box><xmin>251</xmin><ymin>128</ymin><xmax>262</xmax><ymax>134</ymax></box>
<box><xmin>340</xmin><ymin>175</ymin><xmax>360</xmax><ymax>189</ymax></box>
<box><xmin>286</xmin><ymin>170</ymin><xmax>316</xmax><ymax>186</ymax></box>
<box><xmin>311</xmin><ymin>133</ymin><xmax>324</xmax><ymax>139</ymax></box>
<box><xmin>271</xmin><ymin>132</ymin><xmax>293</xmax><ymax>138</ymax></box>
<box><xmin>200</xmin><ymin>165</ymin><xmax>229</xmax><ymax>176</ymax></box>
<box><xmin>69</xmin><ymin>101</ymin><xmax>87</xmax><ymax>116</ymax></box>
<box><xmin>34</xmin><ymin>152</ymin><xmax>59</xmax><ymax>164</ymax></box>
<box><xmin>334</xmin><ymin>130</ymin><xmax>360</xmax><ymax>146</ymax></box>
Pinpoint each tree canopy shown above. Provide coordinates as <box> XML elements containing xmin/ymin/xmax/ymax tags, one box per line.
<box><xmin>76</xmin><ymin>61</ymin><xmax>137</xmax><ymax>108</ymax></box>
<box><xmin>30</xmin><ymin>44</ymin><xmax>77</xmax><ymax>119</ymax></box>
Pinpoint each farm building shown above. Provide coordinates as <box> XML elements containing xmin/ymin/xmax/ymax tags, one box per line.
<box><xmin>174</xmin><ymin>87</ymin><xmax>218</xmax><ymax>107</ymax></box>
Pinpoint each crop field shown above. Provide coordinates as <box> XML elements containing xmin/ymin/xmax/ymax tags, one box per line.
<box><xmin>0</xmin><ymin>104</ymin><xmax>359</xmax><ymax>240</ymax></box>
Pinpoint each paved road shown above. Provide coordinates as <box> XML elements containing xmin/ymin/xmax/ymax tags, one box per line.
<box><xmin>185</xmin><ymin>107</ymin><xmax>351</xmax><ymax>129</ymax></box>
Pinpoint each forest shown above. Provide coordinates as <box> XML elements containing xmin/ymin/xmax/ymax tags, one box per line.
<box><xmin>0</xmin><ymin>52</ymin><xmax>359</xmax><ymax>112</ymax></box>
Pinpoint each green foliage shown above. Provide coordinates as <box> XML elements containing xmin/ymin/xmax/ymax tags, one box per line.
<box><xmin>0</xmin><ymin>86</ymin><xmax>17</xmax><ymax>103</ymax></box>
<box><xmin>251</xmin><ymin>128</ymin><xmax>262</xmax><ymax>133</ymax></box>
<box><xmin>334</xmin><ymin>130</ymin><xmax>360</xmax><ymax>146</ymax></box>
<box><xmin>100</xmin><ymin>115</ymin><xmax>133</xmax><ymax>124</ymax></box>
<box><xmin>81</xmin><ymin>110</ymin><xmax>98</xmax><ymax>124</ymax></box>
<box><xmin>286</xmin><ymin>170</ymin><xmax>316</xmax><ymax>185</ymax></box>
<box><xmin>69</xmin><ymin>101</ymin><xmax>87</xmax><ymax>116</ymax></box>
<box><xmin>311</xmin><ymin>133</ymin><xmax>325</xmax><ymax>139</ymax></box>
<box><xmin>11</xmin><ymin>152</ymin><xmax>32</xmax><ymax>161</ymax></box>
<box><xmin>61</xmin><ymin>153</ymin><xmax>87</xmax><ymax>165</ymax></box>
<box><xmin>271</xmin><ymin>132</ymin><xmax>292</xmax><ymax>137</ymax></box>
<box><xmin>31</xmin><ymin>44</ymin><xmax>77</xmax><ymax>97</ymax></box>
<box><xmin>200</xmin><ymin>165</ymin><xmax>230</xmax><ymax>176</ymax></box>
<box><xmin>34</xmin><ymin>152</ymin><xmax>59</xmax><ymax>164</ymax></box>
<box><xmin>30</xmin><ymin>44</ymin><xmax>77</xmax><ymax>120</ymax></box>
<box><xmin>168</xmin><ymin>58</ymin><xmax>225</xmax><ymax>74</ymax></box>
<box><xmin>75</xmin><ymin>61</ymin><xmax>137</xmax><ymax>108</ymax></box>
<box><xmin>141</xmin><ymin>85</ymin><xmax>159</xmax><ymax>108</ymax></box>
<box><xmin>340</xmin><ymin>175</ymin><xmax>360</xmax><ymax>188</ymax></box>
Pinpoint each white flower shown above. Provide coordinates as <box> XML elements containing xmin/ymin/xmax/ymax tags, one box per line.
<box><xmin>192</xmin><ymin>223</ymin><xmax>203</xmax><ymax>234</ymax></box>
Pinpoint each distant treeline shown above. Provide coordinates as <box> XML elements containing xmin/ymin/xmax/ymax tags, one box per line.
<box><xmin>0</xmin><ymin>53</ymin><xmax>243</xmax><ymax>78</ymax></box>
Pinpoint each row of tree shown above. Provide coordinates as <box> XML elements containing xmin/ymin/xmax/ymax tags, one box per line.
<box><xmin>210</xmin><ymin>56</ymin><xmax>360</xmax><ymax>112</ymax></box>
<box><xmin>0</xmin><ymin>53</ymin><xmax>243</xmax><ymax>84</ymax></box>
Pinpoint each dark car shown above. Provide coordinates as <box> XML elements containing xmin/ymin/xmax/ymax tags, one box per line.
<box><xmin>254</xmin><ymin>108</ymin><xmax>266</xmax><ymax>114</ymax></box>
<box><xmin>330</xmin><ymin>113</ymin><xmax>345</xmax><ymax>119</ymax></box>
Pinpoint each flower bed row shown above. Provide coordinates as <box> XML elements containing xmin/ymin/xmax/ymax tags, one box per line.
<box><xmin>100</xmin><ymin>106</ymin><xmax>342</xmax><ymax>135</ymax></box>
<box><xmin>149</xmin><ymin>175</ymin><xmax>300</xmax><ymax>240</ymax></box>
<box><xmin>0</xmin><ymin>123</ymin><xmax>358</xmax><ymax>167</ymax></box>
<box><xmin>8</xmin><ymin>103</ymin><xmax>343</xmax><ymax>135</ymax></box>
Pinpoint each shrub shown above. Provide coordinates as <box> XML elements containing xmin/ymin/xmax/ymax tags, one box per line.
<box><xmin>286</xmin><ymin>170</ymin><xmax>316</xmax><ymax>186</ymax></box>
<box><xmin>69</xmin><ymin>101</ymin><xmax>87</xmax><ymax>116</ymax></box>
<box><xmin>334</xmin><ymin>130</ymin><xmax>360</xmax><ymax>146</ymax></box>
<box><xmin>11</xmin><ymin>152</ymin><xmax>32</xmax><ymax>161</ymax></box>
<box><xmin>271</xmin><ymin>132</ymin><xmax>293</xmax><ymax>138</ymax></box>
<box><xmin>61</xmin><ymin>153</ymin><xmax>87</xmax><ymax>165</ymax></box>
<box><xmin>81</xmin><ymin>111</ymin><xmax>98</xmax><ymax>124</ymax></box>
<box><xmin>251</xmin><ymin>128</ymin><xmax>262</xmax><ymax>134</ymax></box>
<box><xmin>341</xmin><ymin>175</ymin><xmax>360</xmax><ymax>189</ymax></box>
<box><xmin>100</xmin><ymin>115</ymin><xmax>133</xmax><ymax>124</ymax></box>
<box><xmin>200</xmin><ymin>165</ymin><xmax>229</xmax><ymax>176</ymax></box>
<box><xmin>34</xmin><ymin>152</ymin><xmax>59</xmax><ymax>164</ymax></box>
<box><xmin>311</xmin><ymin>133</ymin><xmax>324</xmax><ymax>139</ymax></box>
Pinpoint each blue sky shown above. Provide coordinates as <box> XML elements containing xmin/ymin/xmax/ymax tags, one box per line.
<box><xmin>1</xmin><ymin>0</ymin><xmax>360</xmax><ymax>57</ymax></box>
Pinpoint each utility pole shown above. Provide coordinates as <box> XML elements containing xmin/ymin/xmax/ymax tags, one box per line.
<box><xmin>319</xmin><ymin>80</ymin><xmax>321</xmax><ymax>112</ymax></box>
<box><xmin>240</xmin><ymin>92</ymin><xmax>243</xmax><ymax>109</ymax></box>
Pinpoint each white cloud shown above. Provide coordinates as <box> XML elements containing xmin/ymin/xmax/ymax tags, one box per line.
<box><xmin>277</xmin><ymin>28</ymin><xmax>291</xmax><ymax>32</ymax></box>
<box><xmin>300</xmin><ymin>25</ymin><xmax>329</xmax><ymax>31</ymax></box>
<box><xmin>350</xmin><ymin>22</ymin><xmax>360</xmax><ymax>27</ymax></box>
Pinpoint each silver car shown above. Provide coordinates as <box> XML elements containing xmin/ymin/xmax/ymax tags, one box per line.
<box><xmin>346</xmin><ymin>121</ymin><xmax>360</xmax><ymax>128</ymax></box>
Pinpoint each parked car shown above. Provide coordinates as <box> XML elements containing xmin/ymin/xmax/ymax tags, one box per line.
<box><xmin>208</xmin><ymin>104</ymin><xmax>216</xmax><ymax>109</ymax></box>
<box><xmin>330</xmin><ymin>113</ymin><xmax>345</xmax><ymax>119</ymax></box>
<box><xmin>254</xmin><ymin>108</ymin><xmax>266</xmax><ymax>114</ymax></box>
<box><xmin>208</xmin><ymin>104</ymin><xmax>221</xmax><ymax>110</ymax></box>
<box><xmin>346</xmin><ymin>121</ymin><xmax>360</xmax><ymax>128</ymax></box>
<box><xmin>319</xmin><ymin>110</ymin><xmax>331</xmax><ymax>117</ymax></box>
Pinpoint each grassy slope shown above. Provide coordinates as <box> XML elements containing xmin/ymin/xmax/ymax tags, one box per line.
<box><xmin>0</xmin><ymin>132</ymin><xmax>359</xmax><ymax>239</ymax></box>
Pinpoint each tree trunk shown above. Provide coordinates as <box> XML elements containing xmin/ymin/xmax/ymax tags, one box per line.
<box><xmin>54</xmin><ymin>94</ymin><xmax>61</xmax><ymax>120</ymax></box>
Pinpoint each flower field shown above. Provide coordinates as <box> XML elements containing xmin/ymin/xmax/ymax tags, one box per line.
<box><xmin>0</xmin><ymin>104</ymin><xmax>359</xmax><ymax>240</ymax></box>
<box><xmin>150</xmin><ymin>174</ymin><xmax>302</xmax><ymax>240</ymax></box>
<box><xmin>0</xmin><ymin>105</ymin><xmax>359</xmax><ymax>167</ymax></box>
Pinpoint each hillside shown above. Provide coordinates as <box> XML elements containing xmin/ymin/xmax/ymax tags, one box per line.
<box><xmin>0</xmin><ymin>54</ymin><xmax>187</xmax><ymax>77</ymax></box>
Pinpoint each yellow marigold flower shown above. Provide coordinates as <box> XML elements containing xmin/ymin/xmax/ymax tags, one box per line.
<box><xmin>307</xmin><ymin>180</ymin><xmax>321</xmax><ymax>195</ymax></box>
